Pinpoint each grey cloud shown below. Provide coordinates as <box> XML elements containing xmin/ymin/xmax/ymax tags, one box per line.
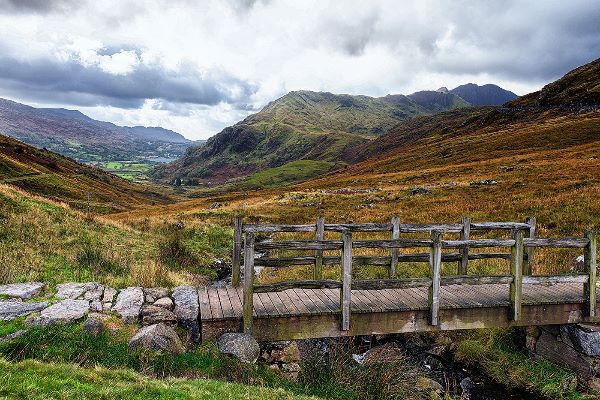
<box><xmin>320</xmin><ymin>11</ymin><xmax>380</xmax><ymax>56</ymax></box>
<box><xmin>0</xmin><ymin>54</ymin><xmax>257</xmax><ymax>109</ymax></box>
<box><xmin>0</xmin><ymin>0</ymin><xmax>81</xmax><ymax>13</ymax></box>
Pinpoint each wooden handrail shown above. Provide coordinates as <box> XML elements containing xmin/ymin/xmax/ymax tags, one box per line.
<box><xmin>235</xmin><ymin>217</ymin><xmax>597</xmax><ymax>334</ymax></box>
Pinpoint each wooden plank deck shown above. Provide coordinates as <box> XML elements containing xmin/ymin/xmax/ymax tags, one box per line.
<box><xmin>199</xmin><ymin>283</ymin><xmax>600</xmax><ymax>341</ymax></box>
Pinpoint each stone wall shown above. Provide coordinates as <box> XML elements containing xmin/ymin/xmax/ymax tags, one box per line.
<box><xmin>0</xmin><ymin>282</ymin><xmax>201</xmax><ymax>345</ymax></box>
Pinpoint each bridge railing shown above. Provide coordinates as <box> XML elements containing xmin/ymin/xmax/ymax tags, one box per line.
<box><xmin>232</xmin><ymin>217</ymin><xmax>597</xmax><ymax>334</ymax></box>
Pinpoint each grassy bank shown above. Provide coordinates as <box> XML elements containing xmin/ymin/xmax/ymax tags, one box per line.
<box><xmin>0</xmin><ymin>358</ymin><xmax>320</xmax><ymax>400</ymax></box>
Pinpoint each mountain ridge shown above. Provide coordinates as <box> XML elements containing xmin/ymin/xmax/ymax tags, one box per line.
<box><xmin>0</xmin><ymin>98</ymin><xmax>194</xmax><ymax>162</ymax></box>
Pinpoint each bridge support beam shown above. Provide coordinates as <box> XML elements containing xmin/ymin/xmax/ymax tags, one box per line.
<box><xmin>243</xmin><ymin>232</ymin><xmax>255</xmax><ymax>334</ymax></box>
<box><xmin>584</xmin><ymin>231</ymin><xmax>597</xmax><ymax>318</ymax></box>
<box><xmin>510</xmin><ymin>229</ymin><xmax>524</xmax><ymax>321</ymax></box>
<box><xmin>429</xmin><ymin>231</ymin><xmax>442</xmax><ymax>325</ymax></box>
<box><xmin>340</xmin><ymin>231</ymin><xmax>353</xmax><ymax>331</ymax></box>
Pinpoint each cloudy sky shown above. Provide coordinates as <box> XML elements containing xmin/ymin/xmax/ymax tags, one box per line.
<box><xmin>0</xmin><ymin>0</ymin><xmax>598</xmax><ymax>140</ymax></box>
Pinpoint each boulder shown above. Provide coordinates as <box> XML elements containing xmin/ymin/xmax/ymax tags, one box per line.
<box><xmin>0</xmin><ymin>301</ymin><xmax>48</xmax><ymax>321</ymax></box>
<box><xmin>281</xmin><ymin>362</ymin><xmax>301</xmax><ymax>380</ymax></box>
<box><xmin>29</xmin><ymin>299</ymin><xmax>89</xmax><ymax>326</ymax></box>
<box><xmin>268</xmin><ymin>341</ymin><xmax>301</xmax><ymax>364</ymax></box>
<box><xmin>55</xmin><ymin>282</ymin><xmax>103</xmax><ymax>300</ymax></box>
<box><xmin>112</xmin><ymin>287</ymin><xmax>144</xmax><ymax>323</ymax></box>
<box><xmin>102</xmin><ymin>287</ymin><xmax>117</xmax><ymax>303</ymax></box>
<box><xmin>218</xmin><ymin>332</ymin><xmax>260</xmax><ymax>363</ymax></box>
<box><xmin>563</xmin><ymin>324</ymin><xmax>600</xmax><ymax>357</ymax></box>
<box><xmin>128</xmin><ymin>323</ymin><xmax>184</xmax><ymax>354</ymax></box>
<box><xmin>363</xmin><ymin>343</ymin><xmax>406</xmax><ymax>365</ymax></box>
<box><xmin>0</xmin><ymin>329</ymin><xmax>28</xmax><ymax>343</ymax></box>
<box><xmin>172</xmin><ymin>285</ymin><xmax>200</xmax><ymax>342</ymax></box>
<box><xmin>144</xmin><ymin>287</ymin><xmax>168</xmax><ymax>303</ymax></box>
<box><xmin>0</xmin><ymin>282</ymin><xmax>45</xmax><ymax>299</ymax></box>
<box><xmin>83</xmin><ymin>315</ymin><xmax>106</xmax><ymax>337</ymax></box>
<box><xmin>153</xmin><ymin>297</ymin><xmax>174</xmax><ymax>310</ymax></box>
<box><xmin>141</xmin><ymin>304</ymin><xmax>177</xmax><ymax>326</ymax></box>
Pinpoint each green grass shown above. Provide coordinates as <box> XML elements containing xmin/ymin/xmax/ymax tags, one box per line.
<box><xmin>454</xmin><ymin>328</ymin><xmax>590</xmax><ymax>400</ymax></box>
<box><xmin>243</xmin><ymin>160</ymin><xmax>335</xmax><ymax>189</ymax></box>
<box><xmin>0</xmin><ymin>358</ymin><xmax>320</xmax><ymax>400</ymax></box>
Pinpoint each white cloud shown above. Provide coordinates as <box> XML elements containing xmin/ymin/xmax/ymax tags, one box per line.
<box><xmin>0</xmin><ymin>0</ymin><xmax>598</xmax><ymax>140</ymax></box>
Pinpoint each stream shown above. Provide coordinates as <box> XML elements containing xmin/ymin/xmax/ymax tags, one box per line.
<box><xmin>209</xmin><ymin>264</ymin><xmax>540</xmax><ymax>399</ymax></box>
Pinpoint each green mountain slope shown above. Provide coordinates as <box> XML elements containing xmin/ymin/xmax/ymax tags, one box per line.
<box><xmin>0</xmin><ymin>133</ymin><xmax>171</xmax><ymax>213</ymax></box>
<box><xmin>151</xmin><ymin>90</ymin><xmax>470</xmax><ymax>186</ymax></box>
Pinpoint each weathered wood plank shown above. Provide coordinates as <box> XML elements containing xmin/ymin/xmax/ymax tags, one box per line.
<box><xmin>353</xmin><ymin>239</ymin><xmax>432</xmax><ymax>249</ymax></box>
<box><xmin>510</xmin><ymin>229</ymin><xmax>524</xmax><ymax>321</ymax></box>
<box><xmin>324</xmin><ymin>223</ymin><xmax>392</xmax><ymax>232</ymax></box>
<box><xmin>286</xmin><ymin>289</ymin><xmax>311</xmax><ymax>315</ymax></box>
<box><xmin>443</xmin><ymin>239</ymin><xmax>516</xmax><ymax>248</ymax></box>
<box><xmin>523</xmin><ymin>274</ymin><xmax>589</xmax><ymax>285</ymax></box>
<box><xmin>390</xmin><ymin>217</ymin><xmax>400</xmax><ymax>278</ymax></box>
<box><xmin>243</xmin><ymin>233</ymin><xmax>255</xmax><ymax>332</ymax></box>
<box><xmin>314</xmin><ymin>216</ymin><xmax>325</xmax><ymax>280</ymax></box>
<box><xmin>429</xmin><ymin>231</ymin><xmax>442</xmax><ymax>325</ymax></box>
<box><xmin>198</xmin><ymin>286</ymin><xmax>212</xmax><ymax>320</ymax></box>
<box><xmin>584</xmin><ymin>231</ymin><xmax>597</xmax><ymax>317</ymax></box>
<box><xmin>459</xmin><ymin>216</ymin><xmax>470</xmax><ymax>274</ymax></box>
<box><xmin>207</xmin><ymin>288</ymin><xmax>224</xmax><ymax>320</ymax></box>
<box><xmin>352</xmin><ymin>278</ymin><xmax>431</xmax><ymax>289</ymax></box>
<box><xmin>523</xmin><ymin>217</ymin><xmax>536</xmax><ymax>275</ymax></box>
<box><xmin>243</xmin><ymin>224</ymin><xmax>315</xmax><ymax>233</ymax></box>
<box><xmin>254</xmin><ymin>280</ymin><xmax>342</xmax><ymax>292</ymax></box>
<box><xmin>232</xmin><ymin>216</ymin><xmax>243</xmax><ymax>287</ymax></box>
<box><xmin>470</xmin><ymin>222</ymin><xmax>530</xmax><ymax>230</ymax></box>
<box><xmin>255</xmin><ymin>252</ymin><xmax>511</xmax><ymax>267</ymax></box>
<box><xmin>225</xmin><ymin>286</ymin><xmax>246</xmax><ymax>318</ymax></box>
<box><xmin>217</xmin><ymin>288</ymin><xmax>235</xmax><ymax>319</ymax></box>
<box><xmin>523</xmin><ymin>237</ymin><xmax>589</xmax><ymax>248</ymax></box>
<box><xmin>256</xmin><ymin>240</ymin><xmax>342</xmax><ymax>250</ymax></box>
<box><xmin>257</xmin><ymin>292</ymin><xmax>279</xmax><ymax>316</ymax></box>
<box><xmin>341</xmin><ymin>231</ymin><xmax>352</xmax><ymax>330</ymax></box>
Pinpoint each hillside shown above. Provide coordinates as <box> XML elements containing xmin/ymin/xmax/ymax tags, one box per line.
<box><xmin>151</xmin><ymin>89</ymin><xmax>471</xmax><ymax>185</ymax></box>
<box><xmin>0</xmin><ymin>98</ymin><xmax>195</xmax><ymax>163</ymax></box>
<box><xmin>0</xmin><ymin>133</ymin><xmax>171</xmax><ymax>213</ymax></box>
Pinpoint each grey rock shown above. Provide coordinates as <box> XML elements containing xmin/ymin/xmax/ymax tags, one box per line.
<box><xmin>362</xmin><ymin>343</ymin><xmax>406</xmax><ymax>365</ymax></box>
<box><xmin>90</xmin><ymin>300</ymin><xmax>103</xmax><ymax>312</ymax></box>
<box><xmin>172</xmin><ymin>285</ymin><xmax>200</xmax><ymax>342</ymax></box>
<box><xmin>416</xmin><ymin>377</ymin><xmax>444</xmax><ymax>393</ymax></box>
<box><xmin>112</xmin><ymin>287</ymin><xmax>144</xmax><ymax>324</ymax></box>
<box><xmin>564</xmin><ymin>323</ymin><xmax>600</xmax><ymax>357</ymax></box>
<box><xmin>153</xmin><ymin>297</ymin><xmax>174</xmax><ymax>310</ymax></box>
<box><xmin>218</xmin><ymin>332</ymin><xmax>260</xmax><ymax>363</ymax></box>
<box><xmin>55</xmin><ymin>282</ymin><xmax>103</xmax><ymax>300</ymax></box>
<box><xmin>144</xmin><ymin>287</ymin><xmax>168</xmax><ymax>303</ymax></box>
<box><xmin>102</xmin><ymin>287</ymin><xmax>117</xmax><ymax>303</ymax></box>
<box><xmin>29</xmin><ymin>299</ymin><xmax>89</xmax><ymax>326</ymax></box>
<box><xmin>83</xmin><ymin>315</ymin><xmax>105</xmax><ymax>337</ymax></box>
<box><xmin>128</xmin><ymin>323</ymin><xmax>185</xmax><ymax>354</ymax></box>
<box><xmin>0</xmin><ymin>329</ymin><xmax>28</xmax><ymax>343</ymax></box>
<box><xmin>0</xmin><ymin>301</ymin><xmax>48</xmax><ymax>321</ymax></box>
<box><xmin>0</xmin><ymin>282</ymin><xmax>45</xmax><ymax>299</ymax></box>
<box><xmin>141</xmin><ymin>304</ymin><xmax>177</xmax><ymax>326</ymax></box>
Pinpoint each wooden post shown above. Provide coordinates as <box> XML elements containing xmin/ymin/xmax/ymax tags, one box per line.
<box><xmin>340</xmin><ymin>231</ymin><xmax>353</xmax><ymax>331</ymax></box>
<box><xmin>314</xmin><ymin>216</ymin><xmax>325</xmax><ymax>280</ymax></box>
<box><xmin>510</xmin><ymin>229</ymin><xmax>524</xmax><ymax>321</ymax></box>
<box><xmin>523</xmin><ymin>217</ymin><xmax>536</xmax><ymax>275</ymax></box>
<box><xmin>232</xmin><ymin>217</ymin><xmax>243</xmax><ymax>287</ymax></box>
<box><xmin>458</xmin><ymin>216</ymin><xmax>471</xmax><ymax>275</ymax></box>
<box><xmin>584</xmin><ymin>231</ymin><xmax>597</xmax><ymax>318</ymax></box>
<box><xmin>429</xmin><ymin>230</ymin><xmax>442</xmax><ymax>325</ymax></box>
<box><xmin>242</xmin><ymin>233</ymin><xmax>255</xmax><ymax>334</ymax></box>
<box><xmin>389</xmin><ymin>217</ymin><xmax>400</xmax><ymax>278</ymax></box>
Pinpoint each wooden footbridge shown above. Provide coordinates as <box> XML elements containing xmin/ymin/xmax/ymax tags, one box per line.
<box><xmin>199</xmin><ymin>217</ymin><xmax>598</xmax><ymax>342</ymax></box>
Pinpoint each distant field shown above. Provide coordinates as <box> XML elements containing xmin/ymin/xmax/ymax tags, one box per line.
<box><xmin>243</xmin><ymin>160</ymin><xmax>336</xmax><ymax>189</ymax></box>
<box><xmin>97</xmin><ymin>161</ymin><xmax>154</xmax><ymax>182</ymax></box>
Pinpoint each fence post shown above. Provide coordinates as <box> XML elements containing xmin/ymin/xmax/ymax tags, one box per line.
<box><xmin>510</xmin><ymin>229</ymin><xmax>524</xmax><ymax>321</ymax></box>
<box><xmin>390</xmin><ymin>217</ymin><xmax>400</xmax><ymax>278</ymax></box>
<box><xmin>340</xmin><ymin>231</ymin><xmax>353</xmax><ymax>331</ymax></box>
<box><xmin>458</xmin><ymin>216</ymin><xmax>470</xmax><ymax>275</ymax></box>
<box><xmin>523</xmin><ymin>216</ymin><xmax>536</xmax><ymax>275</ymax></box>
<box><xmin>314</xmin><ymin>216</ymin><xmax>325</xmax><ymax>280</ymax></box>
<box><xmin>429</xmin><ymin>230</ymin><xmax>442</xmax><ymax>325</ymax></box>
<box><xmin>584</xmin><ymin>231</ymin><xmax>597</xmax><ymax>318</ymax></box>
<box><xmin>232</xmin><ymin>217</ymin><xmax>243</xmax><ymax>287</ymax></box>
<box><xmin>242</xmin><ymin>232</ymin><xmax>255</xmax><ymax>334</ymax></box>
